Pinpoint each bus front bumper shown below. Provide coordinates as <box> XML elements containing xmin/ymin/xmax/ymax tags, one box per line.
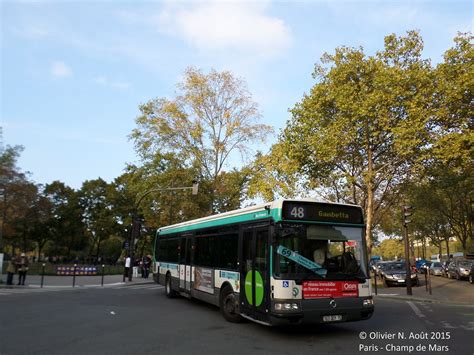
<box><xmin>269</xmin><ymin>297</ymin><xmax>374</xmax><ymax>325</ymax></box>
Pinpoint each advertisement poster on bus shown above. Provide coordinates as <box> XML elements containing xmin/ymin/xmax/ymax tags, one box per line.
<box><xmin>194</xmin><ymin>267</ymin><xmax>214</xmax><ymax>294</ymax></box>
<box><xmin>303</xmin><ymin>281</ymin><xmax>359</xmax><ymax>298</ymax></box>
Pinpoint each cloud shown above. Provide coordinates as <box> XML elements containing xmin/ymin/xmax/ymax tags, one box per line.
<box><xmin>50</xmin><ymin>61</ymin><xmax>72</xmax><ymax>77</ymax></box>
<box><xmin>93</xmin><ymin>76</ymin><xmax>130</xmax><ymax>90</ymax></box>
<box><xmin>156</xmin><ymin>0</ymin><xmax>291</xmax><ymax>57</ymax></box>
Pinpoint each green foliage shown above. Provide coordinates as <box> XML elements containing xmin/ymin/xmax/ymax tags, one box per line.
<box><xmin>255</xmin><ymin>31</ymin><xmax>436</xmax><ymax>250</ymax></box>
<box><xmin>43</xmin><ymin>181</ymin><xmax>86</xmax><ymax>257</ymax></box>
<box><xmin>101</xmin><ymin>236</ymin><xmax>124</xmax><ymax>262</ymax></box>
<box><xmin>249</xmin><ymin>31</ymin><xmax>472</xmax><ymax>253</ymax></box>
<box><xmin>372</xmin><ymin>238</ymin><xmax>405</xmax><ymax>261</ymax></box>
<box><xmin>246</xmin><ymin>144</ymin><xmax>302</xmax><ymax>201</ymax></box>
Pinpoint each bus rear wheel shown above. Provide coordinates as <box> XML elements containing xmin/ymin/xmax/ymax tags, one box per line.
<box><xmin>165</xmin><ymin>274</ymin><xmax>177</xmax><ymax>298</ymax></box>
<box><xmin>220</xmin><ymin>286</ymin><xmax>242</xmax><ymax>323</ymax></box>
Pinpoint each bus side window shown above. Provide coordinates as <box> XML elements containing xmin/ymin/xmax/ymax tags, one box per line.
<box><xmin>179</xmin><ymin>238</ymin><xmax>186</xmax><ymax>264</ymax></box>
<box><xmin>255</xmin><ymin>230</ymin><xmax>268</xmax><ymax>272</ymax></box>
<box><xmin>219</xmin><ymin>234</ymin><xmax>238</xmax><ymax>269</ymax></box>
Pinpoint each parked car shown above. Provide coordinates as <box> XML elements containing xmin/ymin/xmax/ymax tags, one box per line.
<box><xmin>446</xmin><ymin>260</ymin><xmax>473</xmax><ymax>280</ymax></box>
<box><xmin>429</xmin><ymin>262</ymin><xmax>444</xmax><ymax>276</ymax></box>
<box><xmin>415</xmin><ymin>259</ymin><xmax>429</xmax><ymax>273</ymax></box>
<box><xmin>381</xmin><ymin>261</ymin><xmax>419</xmax><ymax>287</ymax></box>
<box><xmin>375</xmin><ymin>261</ymin><xmax>390</xmax><ymax>277</ymax></box>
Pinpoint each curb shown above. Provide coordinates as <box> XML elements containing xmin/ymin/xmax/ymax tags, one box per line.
<box><xmin>374</xmin><ymin>294</ymin><xmax>474</xmax><ymax>307</ymax></box>
<box><xmin>0</xmin><ymin>281</ymin><xmax>155</xmax><ymax>289</ymax></box>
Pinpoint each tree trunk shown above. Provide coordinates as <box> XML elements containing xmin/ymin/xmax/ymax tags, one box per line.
<box><xmin>445</xmin><ymin>238</ymin><xmax>450</xmax><ymax>259</ymax></box>
<box><xmin>365</xmin><ymin>161</ymin><xmax>375</xmax><ymax>252</ymax></box>
<box><xmin>365</xmin><ymin>118</ymin><xmax>374</xmax><ymax>253</ymax></box>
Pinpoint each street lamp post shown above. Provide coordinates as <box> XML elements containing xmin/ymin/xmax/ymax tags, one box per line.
<box><xmin>127</xmin><ymin>181</ymin><xmax>199</xmax><ymax>281</ymax></box>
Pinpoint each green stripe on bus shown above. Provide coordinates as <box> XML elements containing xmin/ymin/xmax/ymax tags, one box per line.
<box><xmin>158</xmin><ymin>206</ymin><xmax>365</xmax><ymax>236</ymax></box>
<box><xmin>159</xmin><ymin>208</ymin><xmax>282</xmax><ymax>235</ymax></box>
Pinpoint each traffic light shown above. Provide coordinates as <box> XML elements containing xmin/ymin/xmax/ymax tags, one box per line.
<box><xmin>403</xmin><ymin>206</ymin><xmax>414</xmax><ymax>226</ymax></box>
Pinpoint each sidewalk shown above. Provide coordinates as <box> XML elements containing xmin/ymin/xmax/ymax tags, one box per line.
<box><xmin>372</xmin><ymin>274</ymin><xmax>474</xmax><ymax>306</ymax></box>
<box><xmin>0</xmin><ymin>274</ymin><xmax>154</xmax><ymax>288</ymax></box>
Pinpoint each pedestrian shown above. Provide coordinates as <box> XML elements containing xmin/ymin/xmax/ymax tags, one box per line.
<box><xmin>143</xmin><ymin>256</ymin><xmax>151</xmax><ymax>279</ymax></box>
<box><xmin>17</xmin><ymin>253</ymin><xmax>29</xmax><ymax>285</ymax></box>
<box><xmin>6</xmin><ymin>257</ymin><xmax>17</xmax><ymax>286</ymax></box>
<box><xmin>123</xmin><ymin>255</ymin><xmax>131</xmax><ymax>281</ymax></box>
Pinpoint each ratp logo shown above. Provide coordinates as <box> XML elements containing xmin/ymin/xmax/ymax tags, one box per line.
<box><xmin>343</xmin><ymin>282</ymin><xmax>357</xmax><ymax>291</ymax></box>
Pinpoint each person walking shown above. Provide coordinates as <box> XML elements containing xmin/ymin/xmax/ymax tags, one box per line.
<box><xmin>17</xmin><ymin>253</ymin><xmax>29</xmax><ymax>285</ymax></box>
<box><xmin>6</xmin><ymin>257</ymin><xmax>17</xmax><ymax>286</ymax></box>
<box><xmin>143</xmin><ymin>256</ymin><xmax>151</xmax><ymax>279</ymax></box>
<box><xmin>123</xmin><ymin>255</ymin><xmax>131</xmax><ymax>282</ymax></box>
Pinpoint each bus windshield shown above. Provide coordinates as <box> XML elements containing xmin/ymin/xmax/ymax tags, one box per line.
<box><xmin>274</xmin><ymin>224</ymin><xmax>368</xmax><ymax>281</ymax></box>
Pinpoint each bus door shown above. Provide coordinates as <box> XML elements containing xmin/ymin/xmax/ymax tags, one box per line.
<box><xmin>179</xmin><ymin>237</ymin><xmax>192</xmax><ymax>293</ymax></box>
<box><xmin>240</xmin><ymin>226</ymin><xmax>269</xmax><ymax>321</ymax></box>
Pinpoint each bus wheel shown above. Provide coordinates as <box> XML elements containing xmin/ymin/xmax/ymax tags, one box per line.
<box><xmin>220</xmin><ymin>286</ymin><xmax>242</xmax><ymax>323</ymax></box>
<box><xmin>165</xmin><ymin>274</ymin><xmax>177</xmax><ymax>298</ymax></box>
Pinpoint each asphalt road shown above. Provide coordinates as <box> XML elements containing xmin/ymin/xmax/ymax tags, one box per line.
<box><xmin>0</xmin><ymin>283</ymin><xmax>472</xmax><ymax>355</ymax></box>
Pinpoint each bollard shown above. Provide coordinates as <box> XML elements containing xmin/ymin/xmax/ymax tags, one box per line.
<box><xmin>428</xmin><ymin>270</ymin><xmax>432</xmax><ymax>295</ymax></box>
<box><xmin>73</xmin><ymin>264</ymin><xmax>77</xmax><ymax>288</ymax></box>
<box><xmin>101</xmin><ymin>264</ymin><xmax>105</xmax><ymax>287</ymax></box>
<box><xmin>373</xmin><ymin>269</ymin><xmax>378</xmax><ymax>295</ymax></box>
<box><xmin>41</xmin><ymin>263</ymin><xmax>46</xmax><ymax>288</ymax></box>
<box><xmin>425</xmin><ymin>269</ymin><xmax>428</xmax><ymax>292</ymax></box>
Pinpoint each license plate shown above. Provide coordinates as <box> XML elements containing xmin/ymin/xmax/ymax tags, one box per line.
<box><xmin>323</xmin><ymin>315</ymin><xmax>343</xmax><ymax>322</ymax></box>
<box><xmin>397</xmin><ymin>280</ymin><xmax>405</xmax><ymax>283</ymax></box>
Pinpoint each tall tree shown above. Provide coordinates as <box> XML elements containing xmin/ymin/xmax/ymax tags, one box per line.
<box><xmin>44</xmin><ymin>181</ymin><xmax>85</xmax><ymax>258</ymax></box>
<box><xmin>28</xmin><ymin>190</ymin><xmax>54</xmax><ymax>260</ymax></box>
<box><xmin>251</xmin><ymin>31</ymin><xmax>435</xmax><ymax>251</ymax></box>
<box><xmin>79</xmin><ymin>178</ymin><xmax>115</xmax><ymax>258</ymax></box>
<box><xmin>131</xmin><ymin>67</ymin><xmax>273</xmax><ymax>214</ymax></box>
<box><xmin>0</xmin><ymin>145</ymin><xmax>29</xmax><ymax>254</ymax></box>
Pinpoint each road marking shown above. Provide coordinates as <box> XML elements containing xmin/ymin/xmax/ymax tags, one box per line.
<box><xmin>441</xmin><ymin>321</ymin><xmax>456</xmax><ymax>329</ymax></box>
<box><xmin>379</xmin><ymin>293</ymin><xmax>399</xmax><ymax>296</ymax></box>
<box><xmin>0</xmin><ymin>283</ymin><xmax>163</xmax><ymax>296</ymax></box>
<box><xmin>420</xmin><ymin>303</ymin><xmax>434</xmax><ymax>313</ymax></box>
<box><xmin>407</xmin><ymin>301</ymin><xmax>426</xmax><ymax>318</ymax></box>
<box><xmin>124</xmin><ymin>284</ymin><xmax>158</xmax><ymax>289</ymax></box>
<box><xmin>117</xmin><ymin>284</ymin><xmax>163</xmax><ymax>290</ymax></box>
<box><xmin>0</xmin><ymin>287</ymin><xmax>80</xmax><ymax>296</ymax></box>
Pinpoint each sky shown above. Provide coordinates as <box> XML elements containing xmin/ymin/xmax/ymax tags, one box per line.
<box><xmin>1</xmin><ymin>0</ymin><xmax>472</xmax><ymax>190</ymax></box>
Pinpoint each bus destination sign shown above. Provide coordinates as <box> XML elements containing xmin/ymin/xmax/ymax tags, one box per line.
<box><xmin>282</xmin><ymin>201</ymin><xmax>364</xmax><ymax>224</ymax></box>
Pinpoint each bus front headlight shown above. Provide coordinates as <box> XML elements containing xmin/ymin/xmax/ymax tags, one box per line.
<box><xmin>274</xmin><ymin>302</ymin><xmax>299</xmax><ymax>311</ymax></box>
<box><xmin>363</xmin><ymin>299</ymin><xmax>374</xmax><ymax>307</ymax></box>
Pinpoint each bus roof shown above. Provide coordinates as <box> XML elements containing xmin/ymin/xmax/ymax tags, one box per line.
<box><xmin>157</xmin><ymin>199</ymin><xmax>364</xmax><ymax>236</ymax></box>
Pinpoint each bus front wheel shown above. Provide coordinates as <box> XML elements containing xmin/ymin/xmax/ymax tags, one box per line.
<box><xmin>165</xmin><ymin>274</ymin><xmax>177</xmax><ymax>298</ymax></box>
<box><xmin>220</xmin><ymin>286</ymin><xmax>242</xmax><ymax>323</ymax></box>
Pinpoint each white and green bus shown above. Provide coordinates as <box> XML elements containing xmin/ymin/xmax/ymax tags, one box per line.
<box><xmin>153</xmin><ymin>199</ymin><xmax>374</xmax><ymax>325</ymax></box>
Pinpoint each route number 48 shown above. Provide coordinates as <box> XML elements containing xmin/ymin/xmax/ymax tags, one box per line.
<box><xmin>290</xmin><ymin>206</ymin><xmax>305</xmax><ymax>219</ymax></box>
